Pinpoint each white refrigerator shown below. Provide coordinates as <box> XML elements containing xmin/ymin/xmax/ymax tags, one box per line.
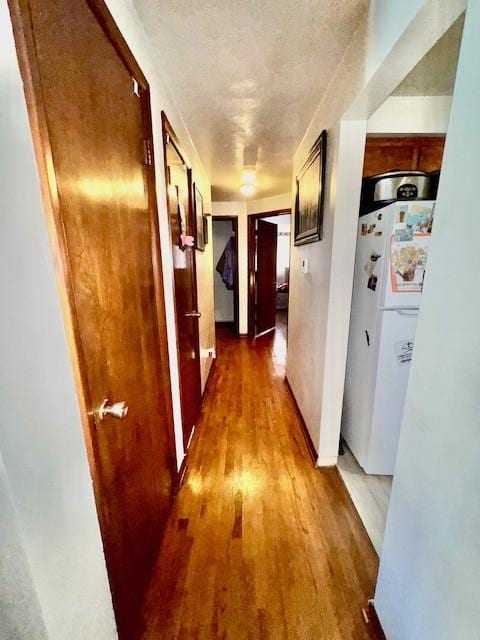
<box><xmin>342</xmin><ymin>200</ymin><xmax>435</xmax><ymax>475</ymax></box>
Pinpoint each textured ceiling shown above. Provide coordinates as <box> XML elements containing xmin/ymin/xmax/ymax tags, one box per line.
<box><xmin>393</xmin><ymin>14</ymin><xmax>464</xmax><ymax>97</ymax></box>
<box><xmin>132</xmin><ymin>0</ymin><xmax>369</xmax><ymax>200</ymax></box>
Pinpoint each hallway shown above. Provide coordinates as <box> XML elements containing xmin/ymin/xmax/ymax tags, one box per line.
<box><xmin>139</xmin><ymin>329</ymin><xmax>379</xmax><ymax>639</ymax></box>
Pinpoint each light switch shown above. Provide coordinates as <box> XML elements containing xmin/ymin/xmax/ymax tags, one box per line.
<box><xmin>301</xmin><ymin>258</ymin><xmax>309</xmax><ymax>274</ymax></box>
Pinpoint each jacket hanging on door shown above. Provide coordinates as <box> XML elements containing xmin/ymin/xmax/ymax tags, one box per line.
<box><xmin>216</xmin><ymin>237</ymin><xmax>235</xmax><ymax>290</ymax></box>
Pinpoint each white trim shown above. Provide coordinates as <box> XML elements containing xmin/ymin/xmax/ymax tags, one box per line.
<box><xmin>316</xmin><ymin>455</ymin><xmax>338</xmax><ymax>468</ymax></box>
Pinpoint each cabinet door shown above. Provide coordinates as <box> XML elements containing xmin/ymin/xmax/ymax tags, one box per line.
<box><xmin>363</xmin><ymin>136</ymin><xmax>445</xmax><ymax>177</ymax></box>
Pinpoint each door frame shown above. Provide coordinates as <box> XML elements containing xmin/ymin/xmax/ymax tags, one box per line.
<box><xmin>9</xmin><ymin>0</ymin><xmax>178</xmax><ymax>629</ymax></box>
<box><xmin>212</xmin><ymin>215</ymin><xmax>240</xmax><ymax>336</ymax></box>
<box><xmin>247</xmin><ymin>208</ymin><xmax>291</xmax><ymax>338</ymax></box>
<box><xmin>161</xmin><ymin>111</ymin><xmax>202</xmax><ymax>446</ymax></box>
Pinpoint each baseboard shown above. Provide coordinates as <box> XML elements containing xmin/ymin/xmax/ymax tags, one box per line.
<box><xmin>362</xmin><ymin>600</ymin><xmax>387</xmax><ymax>640</ymax></box>
<box><xmin>316</xmin><ymin>455</ymin><xmax>338</xmax><ymax>467</ymax></box>
<box><xmin>202</xmin><ymin>357</ymin><xmax>216</xmax><ymax>406</ymax></box>
<box><xmin>284</xmin><ymin>377</ymin><xmax>318</xmax><ymax>465</ymax></box>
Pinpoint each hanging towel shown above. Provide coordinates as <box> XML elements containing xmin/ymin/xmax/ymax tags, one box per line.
<box><xmin>216</xmin><ymin>237</ymin><xmax>235</xmax><ymax>290</ymax></box>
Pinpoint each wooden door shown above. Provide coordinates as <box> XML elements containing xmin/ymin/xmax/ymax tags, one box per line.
<box><xmin>11</xmin><ymin>1</ymin><xmax>177</xmax><ymax>637</ymax></box>
<box><xmin>162</xmin><ymin>116</ymin><xmax>202</xmax><ymax>449</ymax></box>
<box><xmin>255</xmin><ymin>219</ymin><xmax>278</xmax><ymax>336</ymax></box>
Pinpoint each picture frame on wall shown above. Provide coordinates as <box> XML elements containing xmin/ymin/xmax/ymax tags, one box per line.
<box><xmin>194</xmin><ymin>183</ymin><xmax>205</xmax><ymax>251</ymax></box>
<box><xmin>170</xmin><ymin>184</ymin><xmax>184</xmax><ymax>249</ymax></box>
<box><xmin>203</xmin><ymin>214</ymin><xmax>209</xmax><ymax>245</ymax></box>
<box><xmin>294</xmin><ymin>129</ymin><xmax>327</xmax><ymax>246</ymax></box>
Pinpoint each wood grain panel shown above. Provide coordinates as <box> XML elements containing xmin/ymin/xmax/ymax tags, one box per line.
<box><xmin>417</xmin><ymin>142</ymin><xmax>445</xmax><ymax>172</ymax></box>
<box><xmin>255</xmin><ymin>219</ymin><xmax>278</xmax><ymax>336</ymax></box>
<box><xmin>363</xmin><ymin>136</ymin><xmax>445</xmax><ymax>177</ymax></box>
<box><xmin>9</xmin><ymin>1</ymin><xmax>177</xmax><ymax>637</ymax></box>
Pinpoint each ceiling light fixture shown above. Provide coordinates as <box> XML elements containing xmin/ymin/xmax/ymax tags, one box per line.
<box><xmin>240</xmin><ymin>165</ymin><xmax>256</xmax><ymax>197</ymax></box>
<box><xmin>240</xmin><ymin>183</ymin><xmax>256</xmax><ymax>197</ymax></box>
<box><xmin>241</xmin><ymin>169</ymin><xmax>256</xmax><ymax>185</ymax></box>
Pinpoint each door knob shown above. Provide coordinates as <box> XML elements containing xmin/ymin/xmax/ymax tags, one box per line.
<box><xmin>184</xmin><ymin>311</ymin><xmax>201</xmax><ymax>318</ymax></box>
<box><xmin>97</xmin><ymin>398</ymin><xmax>129</xmax><ymax>421</ymax></box>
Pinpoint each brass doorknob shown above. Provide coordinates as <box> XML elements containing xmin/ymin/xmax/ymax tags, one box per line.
<box><xmin>97</xmin><ymin>398</ymin><xmax>129</xmax><ymax>421</ymax></box>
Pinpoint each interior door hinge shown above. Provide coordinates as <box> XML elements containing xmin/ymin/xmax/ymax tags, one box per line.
<box><xmin>143</xmin><ymin>139</ymin><xmax>153</xmax><ymax>166</ymax></box>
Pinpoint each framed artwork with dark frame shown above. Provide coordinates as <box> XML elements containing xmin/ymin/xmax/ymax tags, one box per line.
<box><xmin>294</xmin><ymin>129</ymin><xmax>327</xmax><ymax>246</ymax></box>
<box><xmin>202</xmin><ymin>215</ymin><xmax>209</xmax><ymax>245</ymax></box>
<box><xmin>193</xmin><ymin>183</ymin><xmax>205</xmax><ymax>251</ymax></box>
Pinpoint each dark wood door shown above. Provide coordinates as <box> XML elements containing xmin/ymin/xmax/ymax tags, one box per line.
<box><xmin>12</xmin><ymin>1</ymin><xmax>177</xmax><ymax>637</ymax></box>
<box><xmin>255</xmin><ymin>219</ymin><xmax>278</xmax><ymax>336</ymax></box>
<box><xmin>162</xmin><ymin>116</ymin><xmax>202</xmax><ymax>449</ymax></box>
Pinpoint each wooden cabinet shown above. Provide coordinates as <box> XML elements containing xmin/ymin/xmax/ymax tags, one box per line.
<box><xmin>363</xmin><ymin>136</ymin><xmax>445</xmax><ymax>177</ymax></box>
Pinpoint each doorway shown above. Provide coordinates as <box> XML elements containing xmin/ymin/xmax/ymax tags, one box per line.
<box><xmin>162</xmin><ymin>114</ymin><xmax>202</xmax><ymax>450</ymax></box>
<box><xmin>212</xmin><ymin>216</ymin><xmax>239</xmax><ymax>335</ymax></box>
<box><xmin>338</xmin><ymin>13</ymin><xmax>464</xmax><ymax>555</ymax></box>
<box><xmin>248</xmin><ymin>209</ymin><xmax>291</xmax><ymax>339</ymax></box>
<box><xmin>10</xmin><ymin>1</ymin><xmax>177</xmax><ymax>637</ymax></box>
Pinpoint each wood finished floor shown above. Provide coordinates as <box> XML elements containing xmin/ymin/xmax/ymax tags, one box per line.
<box><xmin>139</xmin><ymin>327</ymin><xmax>379</xmax><ymax>639</ymax></box>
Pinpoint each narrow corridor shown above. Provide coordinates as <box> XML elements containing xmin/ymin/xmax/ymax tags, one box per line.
<box><xmin>139</xmin><ymin>328</ymin><xmax>379</xmax><ymax>639</ymax></box>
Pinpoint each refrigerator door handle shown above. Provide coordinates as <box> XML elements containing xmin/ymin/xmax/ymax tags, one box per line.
<box><xmin>394</xmin><ymin>309</ymin><xmax>419</xmax><ymax>317</ymax></box>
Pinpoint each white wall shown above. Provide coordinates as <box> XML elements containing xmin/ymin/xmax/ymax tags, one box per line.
<box><xmin>367</xmin><ymin>95</ymin><xmax>452</xmax><ymax>134</ymax></box>
<box><xmin>245</xmin><ymin>193</ymin><xmax>292</xmax><ymax>216</ymax></box>
<box><xmin>0</xmin><ymin>454</ymin><xmax>47</xmax><ymax>640</ymax></box>
<box><xmin>211</xmin><ymin>201</ymin><xmax>248</xmax><ymax>332</ymax></box>
<box><xmin>212</xmin><ymin>193</ymin><xmax>291</xmax><ymax>333</ymax></box>
<box><xmin>286</xmin><ymin>23</ymin><xmax>369</xmax><ymax>462</ymax></box>
<box><xmin>287</xmin><ymin>0</ymin><xmax>466</xmax><ymax>465</ymax></box>
<box><xmin>365</xmin><ymin>0</ymin><xmax>423</xmax><ymax>81</ymax></box>
<box><xmin>104</xmin><ymin>0</ymin><xmax>215</xmax><ymax>461</ymax></box>
<box><xmin>0</xmin><ymin>3</ymin><xmax>117</xmax><ymax>636</ymax></box>
<box><xmin>375</xmin><ymin>2</ymin><xmax>480</xmax><ymax>636</ymax></box>
<box><xmin>212</xmin><ymin>220</ymin><xmax>234</xmax><ymax>322</ymax></box>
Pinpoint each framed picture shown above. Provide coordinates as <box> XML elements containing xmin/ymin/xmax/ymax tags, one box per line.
<box><xmin>193</xmin><ymin>184</ymin><xmax>205</xmax><ymax>251</ymax></box>
<box><xmin>294</xmin><ymin>129</ymin><xmax>327</xmax><ymax>245</ymax></box>
<box><xmin>168</xmin><ymin>184</ymin><xmax>184</xmax><ymax>249</ymax></box>
<box><xmin>203</xmin><ymin>214</ymin><xmax>209</xmax><ymax>245</ymax></box>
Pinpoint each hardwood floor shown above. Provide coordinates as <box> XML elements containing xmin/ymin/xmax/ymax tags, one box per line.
<box><xmin>139</xmin><ymin>328</ymin><xmax>380</xmax><ymax>639</ymax></box>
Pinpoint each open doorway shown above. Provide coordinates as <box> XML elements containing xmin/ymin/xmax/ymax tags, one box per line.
<box><xmin>248</xmin><ymin>209</ymin><xmax>291</xmax><ymax>339</ymax></box>
<box><xmin>212</xmin><ymin>216</ymin><xmax>239</xmax><ymax>335</ymax></box>
<box><xmin>338</xmin><ymin>14</ymin><xmax>465</xmax><ymax>555</ymax></box>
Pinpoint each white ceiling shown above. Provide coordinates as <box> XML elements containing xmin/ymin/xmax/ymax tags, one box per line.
<box><xmin>132</xmin><ymin>0</ymin><xmax>369</xmax><ymax>200</ymax></box>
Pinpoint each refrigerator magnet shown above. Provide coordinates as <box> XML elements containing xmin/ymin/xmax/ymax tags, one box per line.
<box><xmin>367</xmin><ymin>274</ymin><xmax>378</xmax><ymax>291</ymax></box>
